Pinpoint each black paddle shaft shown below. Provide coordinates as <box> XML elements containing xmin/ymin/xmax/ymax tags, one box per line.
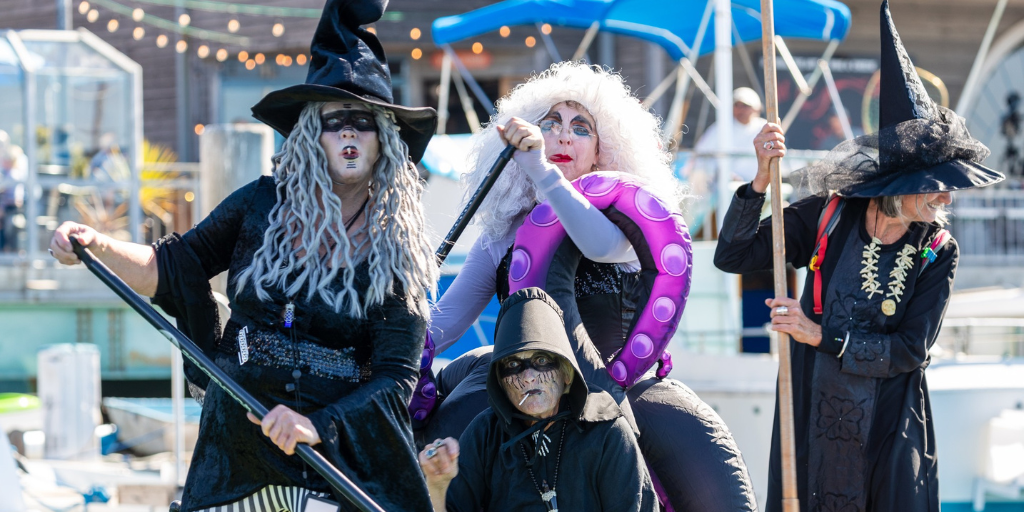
<box><xmin>69</xmin><ymin>237</ymin><xmax>386</xmax><ymax>512</ymax></box>
<box><xmin>435</xmin><ymin>144</ymin><xmax>515</xmax><ymax>265</ymax></box>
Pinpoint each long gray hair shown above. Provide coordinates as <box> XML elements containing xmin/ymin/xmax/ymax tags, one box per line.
<box><xmin>234</xmin><ymin>102</ymin><xmax>437</xmax><ymax>318</ymax></box>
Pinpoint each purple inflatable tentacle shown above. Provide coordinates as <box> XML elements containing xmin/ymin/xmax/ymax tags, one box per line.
<box><xmin>408</xmin><ymin>331</ymin><xmax>437</xmax><ymax>422</ymax></box>
<box><xmin>509</xmin><ymin>171</ymin><xmax>693</xmax><ymax>388</ymax></box>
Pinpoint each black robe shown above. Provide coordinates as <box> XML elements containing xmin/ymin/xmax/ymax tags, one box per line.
<box><xmin>152</xmin><ymin>176</ymin><xmax>432</xmax><ymax>511</ymax></box>
<box><xmin>443</xmin><ymin>288</ymin><xmax>656</xmax><ymax>512</ymax></box>
<box><xmin>714</xmin><ymin>184</ymin><xmax>955</xmax><ymax>512</ymax></box>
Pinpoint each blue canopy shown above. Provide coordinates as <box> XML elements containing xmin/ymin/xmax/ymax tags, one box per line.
<box><xmin>432</xmin><ymin>0</ymin><xmax>851</xmax><ymax>60</ymax></box>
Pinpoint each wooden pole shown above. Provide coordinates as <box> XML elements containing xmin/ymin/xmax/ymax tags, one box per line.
<box><xmin>760</xmin><ymin>1</ymin><xmax>800</xmax><ymax>511</ymax></box>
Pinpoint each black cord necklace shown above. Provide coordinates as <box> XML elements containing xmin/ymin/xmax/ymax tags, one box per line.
<box><xmin>344</xmin><ymin>194</ymin><xmax>370</xmax><ymax>233</ymax></box>
<box><xmin>520</xmin><ymin>420</ymin><xmax>566</xmax><ymax>511</ymax></box>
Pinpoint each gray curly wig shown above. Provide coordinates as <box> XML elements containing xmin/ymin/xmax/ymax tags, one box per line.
<box><xmin>463</xmin><ymin>61</ymin><xmax>682</xmax><ymax>243</ymax></box>
<box><xmin>234</xmin><ymin>102</ymin><xmax>437</xmax><ymax>318</ymax></box>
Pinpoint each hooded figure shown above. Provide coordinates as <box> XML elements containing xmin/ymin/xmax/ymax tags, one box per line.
<box><xmin>421</xmin><ymin>287</ymin><xmax>656</xmax><ymax>512</ymax></box>
<box><xmin>715</xmin><ymin>2</ymin><xmax>1003</xmax><ymax>511</ymax></box>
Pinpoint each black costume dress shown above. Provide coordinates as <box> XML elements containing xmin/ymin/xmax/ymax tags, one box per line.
<box><xmin>715</xmin><ymin>185</ymin><xmax>955</xmax><ymax>512</ymax></box>
<box><xmin>444</xmin><ymin>288</ymin><xmax>656</xmax><ymax>512</ymax></box>
<box><xmin>427</xmin><ymin>253</ymin><xmax>757</xmax><ymax>512</ymax></box>
<box><xmin>152</xmin><ymin>176</ymin><xmax>432</xmax><ymax>511</ymax></box>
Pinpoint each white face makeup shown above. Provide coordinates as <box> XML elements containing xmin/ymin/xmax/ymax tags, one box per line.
<box><xmin>499</xmin><ymin>350</ymin><xmax>570</xmax><ymax>421</ymax></box>
<box><xmin>319</xmin><ymin>101</ymin><xmax>380</xmax><ymax>190</ymax></box>
<box><xmin>540</xmin><ymin>101</ymin><xmax>600</xmax><ymax>182</ymax></box>
<box><xmin>901</xmin><ymin>191</ymin><xmax>952</xmax><ymax>224</ymax></box>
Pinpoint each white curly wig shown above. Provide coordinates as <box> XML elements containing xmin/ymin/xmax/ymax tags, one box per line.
<box><xmin>462</xmin><ymin>61</ymin><xmax>681</xmax><ymax>243</ymax></box>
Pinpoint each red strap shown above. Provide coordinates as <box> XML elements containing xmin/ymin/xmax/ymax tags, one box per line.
<box><xmin>812</xmin><ymin>195</ymin><xmax>842</xmax><ymax>315</ymax></box>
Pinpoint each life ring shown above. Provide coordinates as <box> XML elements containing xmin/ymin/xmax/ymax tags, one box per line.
<box><xmin>507</xmin><ymin>171</ymin><xmax>692</xmax><ymax>388</ymax></box>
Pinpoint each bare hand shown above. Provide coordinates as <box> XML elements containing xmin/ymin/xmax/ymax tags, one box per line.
<box><xmin>419</xmin><ymin>437</ymin><xmax>460</xmax><ymax>487</ymax></box>
<box><xmin>247</xmin><ymin>405</ymin><xmax>321</xmax><ymax>455</ymax></box>
<box><xmin>497</xmin><ymin>117</ymin><xmax>544</xmax><ymax>153</ymax></box>
<box><xmin>765</xmin><ymin>297</ymin><xmax>821</xmax><ymax>347</ymax></box>
<box><xmin>752</xmin><ymin>123</ymin><xmax>787</xmax><ymax>193</ymax></box>
<box><xmin>49</xmin><ymin>222</ymin><xmax>100</xmax><ymax>265</ymax></box>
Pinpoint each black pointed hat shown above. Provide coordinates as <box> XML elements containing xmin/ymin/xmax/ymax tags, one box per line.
<box><xmin>251</xmin><ymin>0</ymin><xmax>436</xmax><ymax>163</ymax></box>
<box><xmin>798</xmin><ymin>1</ymin><xmax>1003</xmax><ymax>198</ymax></box>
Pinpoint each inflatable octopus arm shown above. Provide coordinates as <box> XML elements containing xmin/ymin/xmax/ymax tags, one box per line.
<box><xmin>507</xmin><ymin>171</ymin><xmax>693</xmax><ymax>388</ymax></box>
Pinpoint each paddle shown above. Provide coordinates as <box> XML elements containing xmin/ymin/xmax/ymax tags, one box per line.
<box><xmin>435</xmin><ymin>144</ymin><xmax>516</xmax><ymax>265</ymax></box>
<box><xmin>70</xmin><ymin>237</ymin><xmax>386</xmax><ymax>512</ymax></box>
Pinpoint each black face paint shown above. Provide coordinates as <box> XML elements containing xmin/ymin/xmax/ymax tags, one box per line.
<box><xmin>498</xmin><ymin>351</ymin><xmax>560</xmax><ymax>378</ymax></box>
<box><xmin>321</xmin><ymin>110</ymin><xmax>377</xmax><ymax>133</ymax></box>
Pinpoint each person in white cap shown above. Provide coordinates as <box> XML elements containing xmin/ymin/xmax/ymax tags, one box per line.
<box><xmin>691</xmin><ymin>86</ymin><xmax>768</xmax><ymax>183</ymax></box>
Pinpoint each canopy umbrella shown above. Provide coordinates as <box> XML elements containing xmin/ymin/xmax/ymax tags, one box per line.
<box><xmin>431</xmin><ymin>0</ymin><xmax>850</xmax><ymax>60</ymax></box>
<box><xmin>430</xmin><ymin>0</ymin><xmax>851</xmax><ymax>139</ymax></box>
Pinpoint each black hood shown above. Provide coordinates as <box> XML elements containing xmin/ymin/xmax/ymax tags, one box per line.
<box><xmin>487</xmin><ymin>288</ymin><xmax>619</xmax><ymax>433</ymax></box>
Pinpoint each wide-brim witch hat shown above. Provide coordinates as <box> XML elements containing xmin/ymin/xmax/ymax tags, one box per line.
<box><xmin>798</xmin><ymin>0</ymin><xmax>1003</xmax><ymax>198</ymax></box>
<box><xmin>251</xmin><ymin>0</ymin><xmax>437</xmax><ymax>163</ymax></box>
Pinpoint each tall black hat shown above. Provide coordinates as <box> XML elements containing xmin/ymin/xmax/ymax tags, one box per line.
<box><xmin>251</xmin><ymin>0</ymin><xmax>436</xmax><ymax>163</ymax></box>
<box><xmin>799</xmin><ymin>1</ymin><xmax>1003</xmax><ymax>198</ymax></box>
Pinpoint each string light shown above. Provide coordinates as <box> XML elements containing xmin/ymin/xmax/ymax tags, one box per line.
<box><xmin>227</xmin><ymin>19</ymin><xmax>239</xmax><ymax>32</ymax></box>
<box><xmin>272</xmin><ymin>22</ymin><xmax>285</xmax><ymax>37</ymax></box>
<box><xmin>525</xmin><ymin>36</ymin><xmax>536</xmax><ymax>48</ymax></box>
<box><xmin>237</xmin><ymin>50</ymin><xmax>249</xmax><ymax>62</ymax></box>
<box><xmin>411</xmin><ymin>48</ymin><xmax>422</xmax><ymax>60</ymax></box>
<box><xmin>133</xmin><ymin>26</ymin><xmax>145</xmax><ymax>39</ymax></box>
<box><xmin>176</xmin><ymin>39</ymin><xmax>188</xmax><ymax>53</ymax></box>
<box><xmin>216</xmin><ymin>48</ymin><xmax>228</xmax><ymax>61</ymax></box>
<box><xmin>178</xmin><ymin>13</ymin><xmax>190</xmax><ymax>27</ymax></box>
<box><xmin>197</xmin><ymin>45</ymin><xmax>209</xmax><ymax>58</ymax></box>
<box><xmin>472</xmin><ymin>42</ymin><xmax>483</xmax><ymax>54</ymax></box>
<box><xmin>296</xmin><ymin>54</ymin><xmax>307</xmax><ymax>65</ymax></box>
<box><xmin>184</xmin><ymin>191</ymin><xmax>194</xmax><ymax>202</ymax></box>
<box><xmin>282</xmin><ymin>55</ymin><xmax>292</xmax><ymax>66</ymax></box>
<box><xmin>245</xmin><ymin>59</ymin><xmax>255</xmax><ymax>70</ymax></box>
<box><xmin>254</xmin><ymin>53</ymin><xmax>265</xmax><ymax>64</ymax></box>
<box><xmin>156</xmin><ymin>34</ymin><xmax>168</xmax><ymax>47</ymax></box>
<box><xmin>107</xmin><ymin>19</ymin><xmax>119</xmax><ymax>32</ymax></box>
<box><xmin>194</xmin><ymin>124</ymin><xmax>205</xmax><ymax>135</ymax></box>
<box><xmin>275</xmin><ymin>54</ymin><xmax>284</xmax><ymax>65</ymax></box>
<box><xmin>132</xmin><ymin>8</ymin><xmax>143</xmax><ymax>21</ymax></box>
<box><xmin>87</xmin><ymin>9</ymin><xmax>99</xmax><ymax>22</ymax></box>
<box><xmin>78</xmin><ymin>1</ymin><xmax>90</xmax><ymax>15</ymax></box>
<box><xmin>409</xmin><ymin>27</ymin><xmax>421</xmax><ymax>40</ymax></box>
<box><xmin>499</xmin><ymin>26</ymin><xmax>510</xmax><ymax>38</ymax></box>
<box><xmin>541</xmin><ymin>23</ymin><xmax>552</xmax><ymax>34</ymax></box>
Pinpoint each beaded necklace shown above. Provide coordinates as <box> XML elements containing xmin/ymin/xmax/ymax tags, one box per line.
<box><xmin>520</xmin><ymin>421</ymin><xmax>567</xmax><ymax>511</ymax></box>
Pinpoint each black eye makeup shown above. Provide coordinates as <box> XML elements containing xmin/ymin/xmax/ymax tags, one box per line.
<box><xmin>321</xmin><ymin>110</ymin><xmax>377</xmax><ymax>133</ymax></box>
<box><xmin>498</xmin><ymin>352</ymin><xmax>560</xmax><ymax>378</ymax></box>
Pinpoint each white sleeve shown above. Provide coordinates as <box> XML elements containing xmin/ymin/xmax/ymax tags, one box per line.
<box><xmin>428</xmin><ymin>236</ymin><xmax>500</xmax><ymax>354</ymax></box>
<box><xmin>513</xmin><ymin>149</ymin><xmax>637</xmax><ymax>264</ymax></box>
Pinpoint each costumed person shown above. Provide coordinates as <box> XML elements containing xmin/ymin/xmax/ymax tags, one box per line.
<box><xmin>713</xmin><ymin>2</ymin><xmax>1004</xmax><ymax>511</ymax></box>
<box><xmin>691</xmin><ymin>87</ymin><xmax>768</xmax><ymax>183</ymax></box>
<box><xmin>415</xmin><ymin>62</ymin><xmax>758</xmax><ymax>511</ymax></box>
<box><xmin>48</xmin><ymin>0</ymin><xmax>439</xmax><ymax>510</ymax></box>
<box><xmin>418</xmin><ymin>288</ymin><xmax>657</xmax><ymax>512</ymax></box>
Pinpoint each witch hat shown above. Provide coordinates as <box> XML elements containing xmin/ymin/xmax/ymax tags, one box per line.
<box><xmin>825</xmin><ymin>0</ymin><xmax>1004</xmax><ymax>198</ymax></box>
<box><xmin>251</xmin><ymin>0</ymin><xmax>436</xmax><ymax>163</ymax></box>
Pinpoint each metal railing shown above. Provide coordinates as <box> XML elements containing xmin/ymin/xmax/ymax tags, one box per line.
<box><xmin>950</xmin><ymin>188</ymin><xmax>1024</xmax><ymax>265</ymax></box>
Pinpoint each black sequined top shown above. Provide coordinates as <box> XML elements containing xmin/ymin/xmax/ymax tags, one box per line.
<box><xmin>497</xmin><ymin>249</ymin><xmax>644</xmax><ymax>364</ymax></box>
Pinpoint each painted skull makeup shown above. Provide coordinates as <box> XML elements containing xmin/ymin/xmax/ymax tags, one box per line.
<box><xmin>321</xmin><ymin>110</ymin><xmax>377</xmax><ymax>133</ymax></box>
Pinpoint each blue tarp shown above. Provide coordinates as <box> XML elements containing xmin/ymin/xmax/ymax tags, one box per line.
<box><xmin>432</xmin><ymin>0</ymin><xmax>851</xmax><ymax>60</ymax></box>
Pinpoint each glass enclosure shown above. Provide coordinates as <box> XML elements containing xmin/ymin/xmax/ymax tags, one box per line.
<box><xmin>1</xmin><ymin>29</ymin><xmax>141</xmax><ymax>261</ymax></box>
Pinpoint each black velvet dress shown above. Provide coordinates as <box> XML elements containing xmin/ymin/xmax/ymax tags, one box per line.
<box><xmin>152</xmin><ymin>176</ymin><xmax>432</xmax><ymax>511</ymax></box>
<box><xmin>714</xmin><ymin>184</ymin><xmax>955</xmax><ymax>512</ymax></box>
